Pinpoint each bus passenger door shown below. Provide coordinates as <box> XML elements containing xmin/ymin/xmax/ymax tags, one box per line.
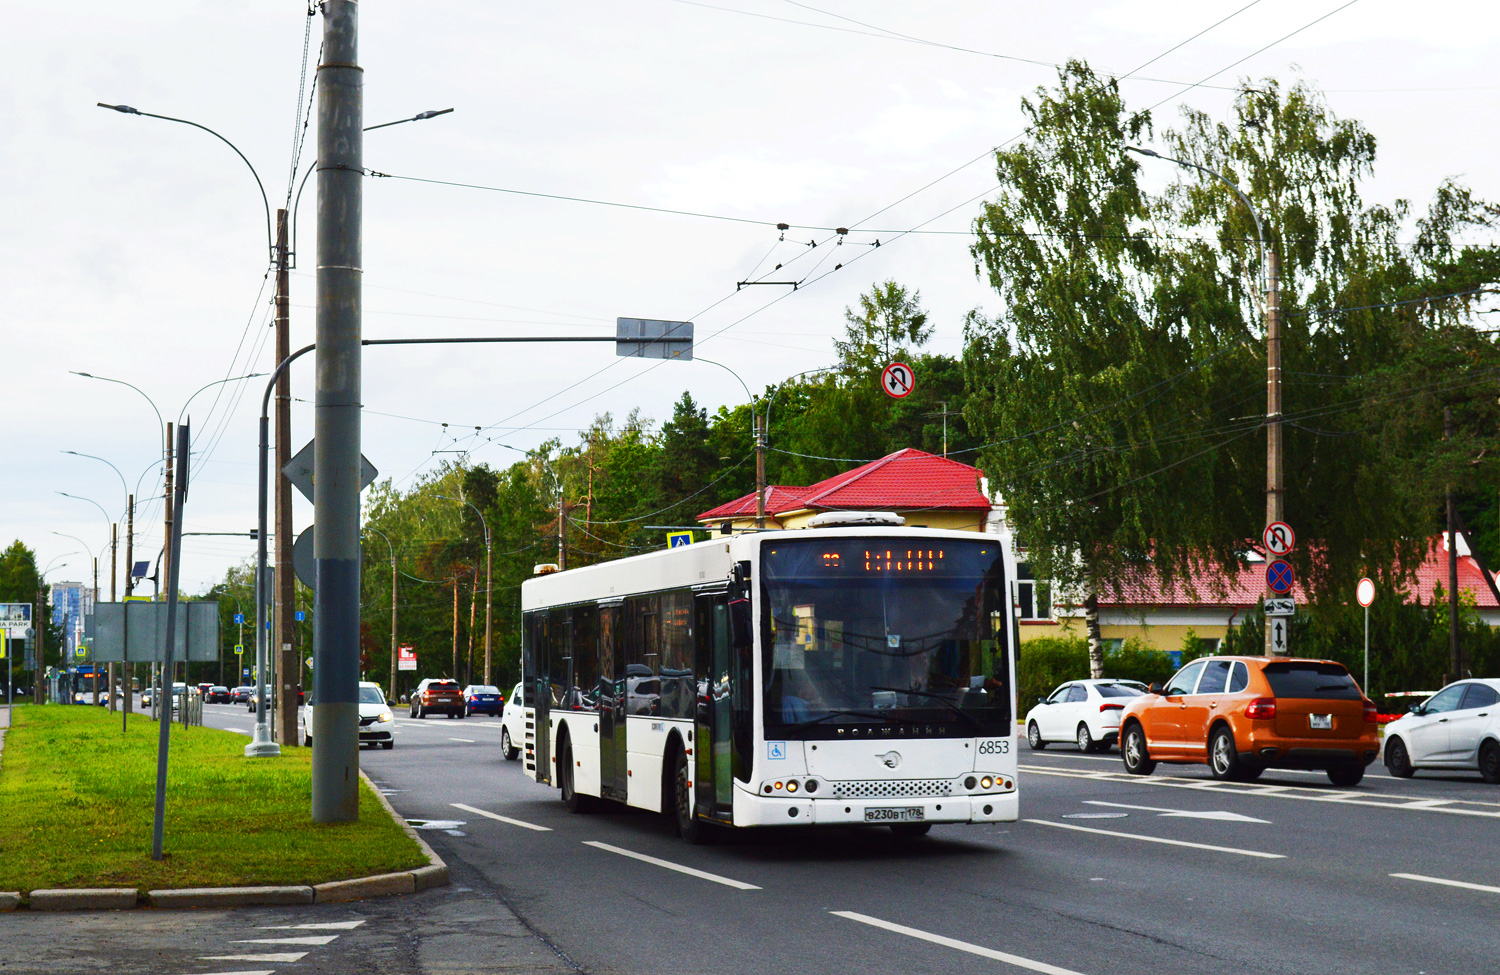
<box><xmin>695</xmin><ymin>590</ymin><xmax>733</xmax><ymax>819</ymax></box>
<box><xmin>597</xmin><ymin>601</ymin><xmax>626</xmax><ymax>801</ymax></box>
<box><xmin>527</xmin><ymin>613</ymin><xmax>552</xmax><ymax>785</ymax></box>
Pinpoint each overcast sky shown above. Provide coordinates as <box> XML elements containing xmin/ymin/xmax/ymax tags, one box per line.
<box><xmin>2</xmin><ymin>0</ymin><xmax>1494</xmax><ymax>597</ymax></box>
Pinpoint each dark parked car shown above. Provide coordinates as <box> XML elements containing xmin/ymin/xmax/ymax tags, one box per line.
<box><xmin>206</xmin><ymin>685</ymin><xmax>232</xmax><ymax>703</ymax></box>
<box><xmin>230</xmin><ymin>685</ymin><xmax>254</xmax><ymax>703</ymax></box>
<box><xmin>462</xmin><ymin>684</ymin><xmax>504</xmax><ymax>717</ymax></box>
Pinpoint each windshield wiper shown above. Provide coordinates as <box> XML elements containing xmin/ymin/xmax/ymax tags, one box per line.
<box><xmin>868</xmin><ymin>686</ymin><xmax>989</xmax><ymax>734</ymax></box>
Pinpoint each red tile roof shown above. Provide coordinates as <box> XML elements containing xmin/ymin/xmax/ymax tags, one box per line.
<box><xmin>1096</xmin><ymin>536</ymin><xmax>1499</xmax><ymax>609</ymax></box>
<box><xmin>697</xmin><ymin>448</ymin><xmax>991</xmax><ymax>522</ymax></box>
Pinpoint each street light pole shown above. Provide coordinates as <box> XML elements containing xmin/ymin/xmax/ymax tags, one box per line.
<box><xmin>1126</xmin><ymin>145</ymin><xmax>1283</xmax><ymax>656</ymax></box>
<box><xmin>367</xmin><ymin>527</ymin><xmax>399</xmax><ymax>701</ymax></box>
<box><xmin>438</xmin><ymin>495</ymin><xmax>491</xmax><ymax>686</ymax></box>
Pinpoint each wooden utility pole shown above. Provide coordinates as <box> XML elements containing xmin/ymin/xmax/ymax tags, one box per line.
<box><xmin>451</xmin><ymin>573</ymin><xmax>460</xmax><ymax>680</ymax></box>
<box><xmin>1264</xmin><ymin>249</ymin><xmax>1286</xmax><ymax>656</ymax></box>
<box><xmin>754</xmin><ymin>412</ymin><xmax>767</xmax><ymax>529</ymax></box>
<box><xmin>467</xmin><ymin>565</ymin><xmax>478</xmax><ymax>687</ymax></box>
<box><xmin>274</xmin><ymin>207</ymin><xmax>297</xmax><ymax>747</ymax></box>
<box><xmin>556</xmin><ymin>481</ymin><xmax>568</xmax><ymax>570</ymax></box>
<box><xmin>1446</xmin><ymin>407</ymin><xmax>1461</xmax><ymax>681</ymax></box>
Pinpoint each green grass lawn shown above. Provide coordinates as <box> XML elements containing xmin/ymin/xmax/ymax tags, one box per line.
<box><xmin>0</xmin><ymin>705</ymin><xmax>427</xmax><ymax>893</ymax></box>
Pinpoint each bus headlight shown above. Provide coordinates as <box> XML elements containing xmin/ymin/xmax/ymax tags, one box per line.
<box><xmin>980</xmin><ymin>776</ymin><xmax>993</xmax><ymax>790</ymax></box>
<box><xmin>786</xmin><ymin>780</ymin><xmax>798</xmax><ymax>793</ymax></box>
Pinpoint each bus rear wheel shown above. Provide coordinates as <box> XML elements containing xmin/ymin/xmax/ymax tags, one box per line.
<box><xmin>560</xmin><ymin>739</ymin><xmax>595</xmax><ymax>813</ymax></box>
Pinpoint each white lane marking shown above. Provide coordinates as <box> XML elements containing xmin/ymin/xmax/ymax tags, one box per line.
<box><xmin>259</xmin><ymin>921</ymin><xmax>366</xmax><ymax>930</ymax></box>
<box><xmin>448</xmin><ymin>738</ymin><xmax>476</xmax><ymax>743</ymax></box>
<box><xmin>450</xmin><ymin>802</ymin><xmax>552</xmax><ymax>832</ymax></box>
<box><xmin>832</xmin><ymin>911</ymin><xmax>1087</xmax><ymax>975</ymax></box>
<box><xmin>1026</xmin><ymin>819</ymin><xmax>1284</xmax><ymax>859</ymax></box>
<box><xmin>1391</xmin><ymin>872</ymin><xmax>1500</xmax><ymax>895</ymax></box>
<box><xmin>583</xmin><ymin>840</ymin><xmax>761</xmax><ymax>890</ymax></box>
<box><xmin>1019</xmin><ymin>765</ymin><xmax>1500</xmax><ymax>818</ymax></box>
<box><xmin>1401</xmin><ymin>798</ymin><xmax>1453</xmax><ymax>809</ymax></box>
<box><xmin>231</xmin><ymin>936</ymin><xmax>339</xmax><ymax>946</ymax></box>
<box><xmin>1082</xmin><ymin>800</ymin><xmax>1270</xmax><ymax>824</ymax></box>
<box><xmin>200</xmin><ymin>954</ymin><xmax>308</xmax><ymax>963</ymax></box>
<box><xmin>225</xmin><ymin>727</ymin><xmax>249</xmax><ymax>734</ymax></box>
<box><xmin>182</xmin><ymin>971</ymin><xmax>275</xmax><ymax>975</ymax></box>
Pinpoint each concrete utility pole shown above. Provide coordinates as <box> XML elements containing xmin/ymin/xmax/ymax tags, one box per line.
<box><xmin>124</xmin><ymin>494</ymin><xmax>134</xmax><ymax>724</ymax></box>
<box><xmin>556</xmin><ymin>480</ymin><xmax>568</xmax><ymax>570</ymax></box>
<box><xmin>1263</xmin><ymin>248</ymin><xmax>1285</xmax><ymax>656</ymax></box>
<box><xmin>275</xmin><ymin>207</ymin><xmax>297</xmax><ymax>747</ymax></box>
<box><xmin>162</xmin><ymin>422</ymin><xmax>174</xmax><ymax>690</ymax></box>
<box><xmin>312</xmin><ymin>0</ymin><xmax>363</xmax><ymax>822</ymax></box>
<box><xmin>109</xmin><ymin>522</ymin><xmax>117</xmax><ymax>713</ymax></box>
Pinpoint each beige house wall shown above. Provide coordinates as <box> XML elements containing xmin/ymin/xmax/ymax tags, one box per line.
<box><xmin>1019</xmin><ymin>617</ymin><xmax>1235</xmax><ymax>653</ymax></box>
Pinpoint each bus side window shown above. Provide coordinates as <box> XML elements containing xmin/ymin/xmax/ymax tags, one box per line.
<box><xmin>572</xmin><ymin>604</ymin><xmax>600</xmax><ymax>710</ymax></box>
<box><xmin>548</xmin><ymin>608</ymin><xmax>570</xmax><ymax>707</ymax></box>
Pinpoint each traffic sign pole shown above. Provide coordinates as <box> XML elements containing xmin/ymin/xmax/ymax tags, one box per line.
<box><xmin>1357</xmin><ymin>577</ymin><xmax>1375</xmax><ymax>692</ymax></box>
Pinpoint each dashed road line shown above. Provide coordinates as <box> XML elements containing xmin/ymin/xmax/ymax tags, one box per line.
<box><xmin>451</xmin><ymin>801</ymin><xmax>552</xmax><ymax>831</ymax></box>
<box><xmin>200</xmin><ymin>954</ymin><xmax>308</xmax><ymax>964</ymax></box>
<box><xmin>259</xmin><ymin>920</ymin><xmax>365</xmax><ymax>930</ymax></box>
<box><xmin>1026</xmin><ymin>819</ymin><xmax>1285</xmax><ymax>859</ymax></box>
<box><xmin>231</xmin><ymin>936</ymin><xmax>339</xmax><ymax>946</ymax></box>
<box><xmin>449</xmin><ymin>737</ymin><xmax>476</xmax><ymax>743</ymax></box>
<box><xmin>583</xmin><ymin>840</ymin><xmax>762</xmax><ymax>890</ymax></box>
<box><xmin>832</xmin><ymin>911</ymin><xmax>1088</xmax><ymax>975</ymax></box>
<box><xmin>1020</xmin><ymin>764</ymin><xmax>1500</xmax><ymax>818</ymax></box>
<box><xmin>1390</xmin><ymin>872</ymin><xmax>1500</xmax><ymax>895</ymax></box>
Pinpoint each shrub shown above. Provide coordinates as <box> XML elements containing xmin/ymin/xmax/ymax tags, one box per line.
<box><xmin>1016</xmin><ymin>636</ymin><xmax>1089</xmax><ymax>712</ymax></box>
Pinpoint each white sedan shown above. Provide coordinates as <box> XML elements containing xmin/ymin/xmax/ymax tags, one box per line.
<box><xmin>499</xmin><ymin>681</ymin><xmax>524</xmax><ymax>761</ymax></box>
<box><xmin>1382</xmin><ymin>679</ymin><xmax>1500</xmax><ymax>783</ymax></box>
<box><xmin>1025</xmin><ymin>678</ymin><xmax>1148</xmax><ymax>752</ymax></box>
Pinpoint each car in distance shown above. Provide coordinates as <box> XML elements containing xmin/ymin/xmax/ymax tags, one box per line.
<box><xmin>499</xmin><ymin>681</ymin><xmax>524</xmax><ymax>760</ymax></box>
<box><xmin>206</xmin><ymin>685</ymin><xmax>232</xmax><ymax>704</ymax></box>
<box><xmin>1118</xmin><ymin>656</ymin><xmax>1379</xmax><ymax>786</ymax></box>
<box><xmin>230</xmin><ymin>685</ymin><xmax>254</xmax><ymax>703</ymax></box>
<box><xmin>410</xmin><ymin>678</ymin><xmax>465</xmax><ymax>719</ymax></box>
<box><xmin>1025</xmin><ymin>678</ymin><xmax>1148</xmax><ymax>752</ymax></box>
<box><xmin>462</xmin><ymin>684</ymin><xmax>504</xmax><ymax>717</ymax></box>
<box><xmin>1381</xmin><ymin>679</ymin><xmax>1500</xmax><ymax>783</ymax></box>
<box><xmin>303</xmin><ymin>681</ymin><xmax>395</xmax><ymax>749</ymax></box>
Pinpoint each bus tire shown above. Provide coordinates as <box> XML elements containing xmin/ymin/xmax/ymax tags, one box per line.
<box><xmin>672</xmin><ymin>748</ymin><xmax>712</xmax><ymax>844</ymax></box>
<box><xmin>560</xmin><ymin>737</ymin><xmax>595</xmax><ymax>813</ymax></box>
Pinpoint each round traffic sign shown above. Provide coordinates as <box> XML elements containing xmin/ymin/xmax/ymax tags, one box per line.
<box><xmin>1266</xmin><ymin>559</ymin><xmax>1295</xmax><ymax>594</ymax></box>
<box><xmin>1356</xmin><ymin>577</ymin><xmax>1375</xmax><ymax>608</ymax></box>
<box><xmin>1263</xmin><ymin>521</ymin><xmax>1295</xmax><ymax>557</ymax></box>
<box><xmin>881</xmin><ymin>362</ymin><xmax>915</xmax><ymax>399</ymax></box>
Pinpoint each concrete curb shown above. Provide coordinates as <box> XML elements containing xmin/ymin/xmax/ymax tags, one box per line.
<box><xmin>148</xmin><ymin>886</ymin><xmax>314</xmax><ymax>909</ymax></box>
<box><xmin>29</xmin><ymin>888</ymin><xmax>139</xmax><ymax>912</ymax></box>
<box><xmin>11</xmin><ymin>769</ymin><xmax>449</xmax><ymax>912</ymax></box>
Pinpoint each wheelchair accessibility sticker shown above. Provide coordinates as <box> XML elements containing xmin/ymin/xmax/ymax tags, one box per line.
<box><xmin>766</xmin><ymin>741</ymin><xmax>787</xmax><ymax>760</ymax></box>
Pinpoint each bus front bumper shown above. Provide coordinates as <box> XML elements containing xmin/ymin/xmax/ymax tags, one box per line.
<box><xmin>733</xmin><ymin>792</ymin><xmax>1017</xmax><ymax>827</ymax></box>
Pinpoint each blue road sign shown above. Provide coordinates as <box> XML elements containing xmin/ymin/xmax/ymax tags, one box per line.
<box><xmin>666</xmin><ymin>531</ymin><xmax>693</xmax><ymax>548</ymax></box>
<box><xmin>295</xmin><ymin>610</ymin><xmax>305</xmax><ymax>622</ymax></box>
<box><xmin>1266</xmin><ymin>560</ymin><xmax>1295</xmax><ymax>594</ymax></box>
<box><xmin>233</xmin><ymin>613</ymin><xmax>244</xmax><ymax>625</ymax></box>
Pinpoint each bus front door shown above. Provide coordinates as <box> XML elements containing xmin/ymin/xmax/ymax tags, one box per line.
<box><xmin>527</xmin><ymin>612</ymin><xmax>551</xmax><ymax>785</ymax></box>
<box><xmin>695</xmin><ymin>591</ymin><xmax>733</xmax><ymax>820</ymax></box>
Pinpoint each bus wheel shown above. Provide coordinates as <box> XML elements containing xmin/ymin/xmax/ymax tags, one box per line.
<box><xmin>560</xmin><ymin>739</ymin><xmax>594</xmax><ymax>813</ymax></box>
<box><xmin>673</xmin><ymin>749</ymin><xmax>712</xmax><ymax>844</ymax></box>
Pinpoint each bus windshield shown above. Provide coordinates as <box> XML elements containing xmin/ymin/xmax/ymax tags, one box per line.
<box><xmin>760</xmin><ymin>537</ymin><xmax>1012</xmax><ymax>740</ymax></box>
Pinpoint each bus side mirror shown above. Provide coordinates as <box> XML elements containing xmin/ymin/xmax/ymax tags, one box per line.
<box><xmin>729</xmin><ymin>560</ymin><xmax>753</xmax><ymax>647</ymax></box>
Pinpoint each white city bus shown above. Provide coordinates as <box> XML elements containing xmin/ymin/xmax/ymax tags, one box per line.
<box><xmin>520</xmin><ymin>517</ymin><xmax>1019</xmax><ymax>842</ymax></box>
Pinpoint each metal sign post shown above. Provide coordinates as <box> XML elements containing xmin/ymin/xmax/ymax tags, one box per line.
<box><xmin>1357</xmin><ymin>577</ymin><xmax>1376</xmax><ymax>692</ymax></box>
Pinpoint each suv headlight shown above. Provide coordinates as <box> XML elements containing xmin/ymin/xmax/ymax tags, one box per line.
<box><xmin>378</xmin><ymin>711</ymin><xmax>393</xmax><ymax>722</ymax></box>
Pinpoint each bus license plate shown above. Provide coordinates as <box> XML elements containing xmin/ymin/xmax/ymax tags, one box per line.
<box><xmin>1309</xmin><ymin>714</ymin><xmax>1332</xmax><ymax>729</ymax></box>
<box><xmin>865</xmin><ymin>806</ymin><xmax>924</xmax><ymax>823</ymax></box>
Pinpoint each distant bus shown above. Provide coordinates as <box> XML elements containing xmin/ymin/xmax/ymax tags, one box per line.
<box><xmin>70</xmin><ymin>664</ymin><xmax>107</xmax><ymax>705</ymax></box>
<box><xmin>520</xmin><ymin>522</ymin><xmax>1019</xmax><ymax>843</ymax></box>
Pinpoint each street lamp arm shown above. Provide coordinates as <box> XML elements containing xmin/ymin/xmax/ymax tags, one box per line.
<box><xmin>61</xmin><ymin>451</ymin><xmax>129</xmax><ymax>499</ymax></box>
<box><xmin>1125</xmin><ymin>145</ymin><xmax>1264</xmax><ymax>289</ymax></box>
<box><xmin>435</xmin><ymin>495</ymin><xmax>490</xmax><ymax>546</ymax></box>
<box><xmin>178</xmin><ymin>372</ymin><xmax>268</xmax><ymax>429</ymax></box>
<box><xmin>57</xmin><ymin>491</ymin><xmax>115</xmax><ymax>533</ymax></box>
<box><xmin>695</xmin><ymin>358</ymin><xmax>757</xmax><ymax>435</ymax></box>
<box><xmin>69</xmin><ymin>371</ymin><xmax>166</xmax><ymax>455</ymax></box>
<box><xmin>98</xmin><ymin>103</ymin><xmax>274</xmax><ymax>264</ymax></box>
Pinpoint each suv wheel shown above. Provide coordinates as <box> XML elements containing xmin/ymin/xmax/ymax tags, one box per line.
<box><xmin>1327</xmin><ymin>765</ymin><xmax>1364</xmax><ymax>787</ymax></box>
<box><xmin>1027</xmin><ymin>722</ymin><xmax>1046</xmax><ymax>750</ymax></box>
<box><xmin>1121</xmin><ymin>724</ymin><xmax>1156</xmax><ymax>776</ymax></box>
<box><xmin>1208</xmin><ymin>726</ymin><xmax>1241</xmax><ymax>781</ymax></box>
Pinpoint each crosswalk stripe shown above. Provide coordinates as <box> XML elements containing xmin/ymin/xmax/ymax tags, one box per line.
<box><xmin>231</xmin><ymin>936</ymin><xmax>338</xmax><ymax>946</ymax></box>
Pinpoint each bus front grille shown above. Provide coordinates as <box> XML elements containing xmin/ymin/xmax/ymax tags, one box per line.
<box><xmin>829</xmin><ymin>779</ymin><xmax>952</xmax><ymax>800</ymax></box>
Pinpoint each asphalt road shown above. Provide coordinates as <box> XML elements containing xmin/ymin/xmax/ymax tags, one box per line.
<box><xmin>8</xmin><ymin>702</ymin><xmax>1499</xmax><ymax>975</ymax></box>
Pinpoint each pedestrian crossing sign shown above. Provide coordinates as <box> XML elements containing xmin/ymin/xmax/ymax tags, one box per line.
<box><xmin>234</xmin><ymin>644</ymin><xmax>244</xmax><ymax>655</ymax></box>
<box><xmin>666</xmin><ymin>531</ymin><xmax>693</xmax><ymax>548</ymax></box>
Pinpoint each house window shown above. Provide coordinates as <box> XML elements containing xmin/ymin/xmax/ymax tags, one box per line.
<box><xmin>1195</xmin><ymin>637</ymin><xmax>1221</xmax><ymax>656</ymax></box>
<box><xmin>1102</xmin><ymin>638</ymin><xmax>1124</xmax><ymax>652</ymax></box>
<box><xmin>1016</xmin><ymin>562</ymin><xmax>1052</xmax><ymax>621</ymax></box>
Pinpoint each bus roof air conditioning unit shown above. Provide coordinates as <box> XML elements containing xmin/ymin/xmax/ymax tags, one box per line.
<box><xmin>532</xmin><ymin>563</ymin><xmax>561</xmax><ymax>576</ymax></box>
<box><xmin>804</xmin><ymin>511</ymin><xmax>906</xmax><ymax>529</ymax></box>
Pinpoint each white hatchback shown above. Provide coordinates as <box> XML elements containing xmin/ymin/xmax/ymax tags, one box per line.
<box><xmin>499</xmin><ymin>681</ymin><xmax>524</xmax><ymax>761</ymax></box>
<box><xmin>302</xmin><ymin>681</ymin><xmax>396</xmax><ymax>750</ymax></box>
<box><xmin>1025</xmin><ymin>678</ymin><xmax>1149</xmax><ymax>752</ymax></box>
<box><xmin>1382</xmin><ymin>679</ymin><xmax>1500</xmax><ymax>783</ymax></box>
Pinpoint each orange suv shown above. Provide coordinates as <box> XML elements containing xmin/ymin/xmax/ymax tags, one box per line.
<box><xmin>1118</xmin><ymin>656</ymin><xmax>1379</xmax><ymax>786</ymax></box>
